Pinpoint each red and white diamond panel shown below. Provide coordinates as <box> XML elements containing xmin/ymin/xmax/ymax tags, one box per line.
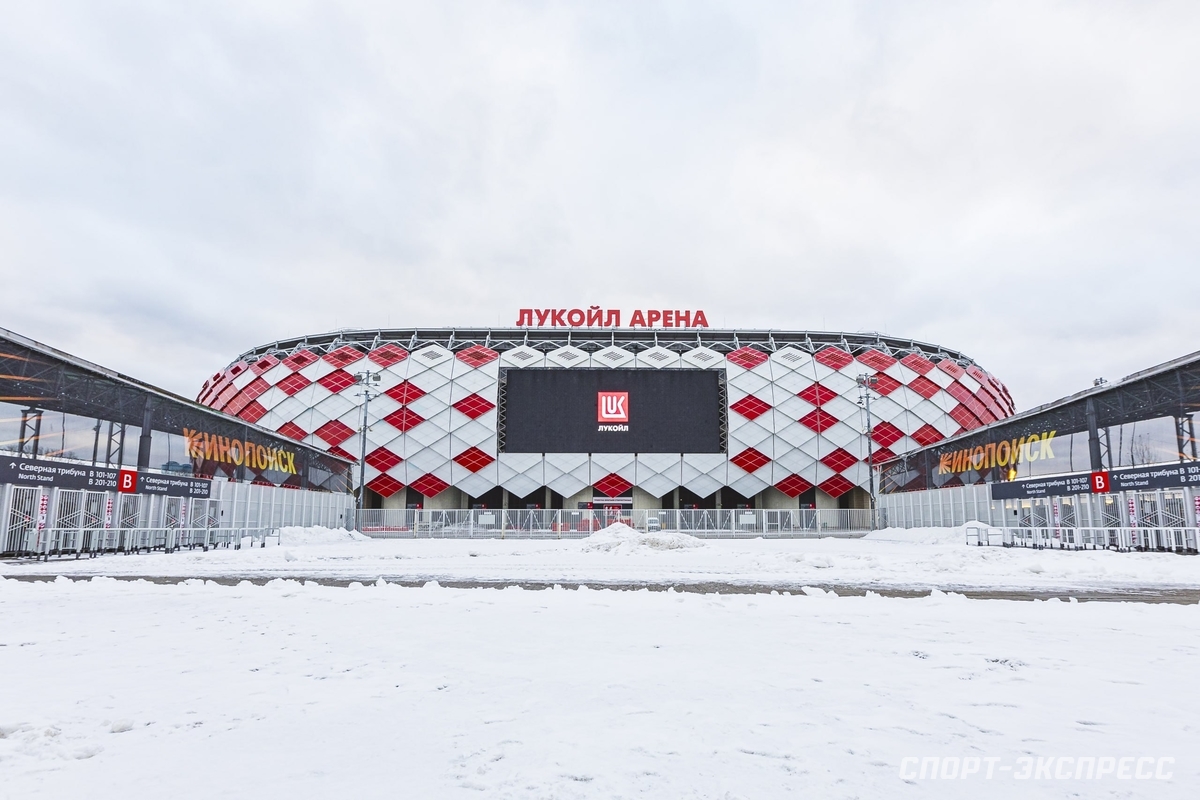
<box><xmin>723</xmin><ymin>344</ymin><xmax>1015</xmax><ymax>499</ymax></box>
<box><xmin>199</xmin><ymin>339</ymin><xmax>1012</xmax><ymax>501</ymax></box>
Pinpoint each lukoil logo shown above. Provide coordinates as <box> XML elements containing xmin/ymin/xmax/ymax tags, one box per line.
<box><xmin>597</xmin><ymin>391</ymin><xmax>629</xmax><ymax>430</ymax></box>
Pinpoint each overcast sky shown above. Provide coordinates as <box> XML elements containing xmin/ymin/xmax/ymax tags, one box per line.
<box><xmin>2</xmin><ymin>0</ymin><xmax>1197</xmax><ymax>410</ymax></box>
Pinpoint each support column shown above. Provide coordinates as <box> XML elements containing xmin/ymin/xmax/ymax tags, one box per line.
<box><xmin>136</xmin><ymin>398</ymin><xmax>155</xmax><ymax>471</ymax></box>
<box><xmin>1085</xmin><ymin>397</ymin><xmax>1104</xmax><ymax>472</ymax></box>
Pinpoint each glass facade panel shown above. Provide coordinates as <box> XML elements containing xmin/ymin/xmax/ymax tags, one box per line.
<box><xmin>1108</xmin><ymin>416</ymin><xmax>1183</xmax><ymax>468</ymax></box>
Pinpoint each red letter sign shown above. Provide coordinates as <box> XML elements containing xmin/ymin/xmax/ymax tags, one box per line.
<box><xmin>1090</xmin><ymin>471</ymin><xmax>1110</xmax><ymax>493</ymax></box>
<box><xmin>118</xmin><ymin>469</ymin><xmax>138</xmax><ymax>493</ymax></box>
<box><xmin>597</xmin><ymin>391</ymin><xmax>629</xmax><ymax>423</ymax></box>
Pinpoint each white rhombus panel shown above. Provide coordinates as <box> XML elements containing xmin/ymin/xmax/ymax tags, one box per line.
<box><xmin>452</xmin><ymin>367</ymin><xmax>497</xmax><ymax>396</ymax></box>
<box><xmin>771</xmin><ymin>369</ymin><xmax>814</xmax><ymax>395</ymax></box>
<box><xmin>406</xmin><ymin>393</ymin><xmax>449</xmax><ymax>420</ymax></box>
<box><xmin>728</xmin><ymin>469</ymin><xmax>768</xmax><ymax>497</ymax></box>
<box><xmin>927</xmin><ymin>366</ymin><xmax>956</xmax><ymax>389</ymax></box>
<box><xmin>822</xmin><ymin>421</ymin><xmax>861</xmax><ymax>450</ymax></box>
<box><xmin>635</xmin><ymin>346</ymin><xmax>680</xmax><ymax>368</ymax></box>
<box><xmin>499</xmin><ymin>346</ymin><xmax>544</xmax><ymax>368</ymax></box>
<box><xmin>498</xmin><ymin>453</ymin><xmax>543</xmax><ymax>492</ymax></box>
<box><xmin>729</xmin><ymin>421</ymin><xmax>771</xmax><ymax>450</ymax></box>
<box><xmin>313</xmin><ymin>393</ymin><xmax>355</xmax><ymax>422</ymax></box>
<box><xmin>798</xmin><ymin>435</ymin><xmax>825</xmax><ymax>460</ymax></box>
<box><xmin>546</xmin><ymin>346</ymin><xmax>588</xmax><ymax>368</ymax></box>
<box><xmin>726</xmin><ymin>369</ymin><xmax>770</xmax><ymax>396</ymax></box>
<box><xmin>637</xmin><ymin>472</ymin><xmax>677</xmax><ymax>498</ymax></box>
<box><xmin>681</xmin><ymin>454</ymin><xmax>726</xmax><ymax>498</ymax></box>
<box><xmin>260</xmin><ymin>362</ymin><xmax>293</xmax><ymax>387</ymax></box>
<box><xmin>840</xmin><ymin>462</ymin><xmax>871</xmax><ymax>486</ymax></box>
<box><xmin>290</xmin><ymin>384</ymin><xmax>326</xmax><ymax>410</ymax></box>
<box><xmin>297</xmin><ymin>359</ymin><xmax>337</xmax><ymax>382</ymax></box>
<box><xmin>255</xmin><ymin>386</ymin><xmax>287</xmax><ymax>411</ymax></box>
<box><xmin>775</xmin><ymin>421</ymin><xmax>816</xmax><ymax>449</ymax></box>
<box><xmin>408</xmin><ymin>345</ymin><xmax>453</xmax><ymax>371</ymax></box>
<box><xmin>406</xmin><ymin>444</ymin><xmax>449</xmax><ymax>474</ymax></box>
<box><xmin>592</xmin><ymin>346</ymin><xmax>634</xmax><ymax>369</ymax></box>
<box><xmin>635</xmin><ymin>454</ymin><xmax>681</xmax><ymax>494</ymax></box>
<box><xmin>635</xmin><ymin>452</ymin><xmax>682</xmax><ymax>476</ymax></box>
<box><xmin>452</xmin><ymin>418</ymin><xmax>495</xmax><ymax>450</ymax></box>
<box><xmin>884</xmin><ymin>362</ymin><xmax>920</xmax><ymax>386</ymax></box>
<box><xmin>868</xmin><ymin>395</ymin><xmax>905</xmax><ymax>424</ymax></box>
<box><xmin>456</xmin><ymin>470</ymin><xmax>498</xmax><ymax>498</ymax></box>
<box><xmin>590</xmin><ymin>453</ymin><xmax>636</xmax><ymax>484</ymax></box>
<box><xmin>543</xmin><ymin>453</ymin><xmax>590</xmax><ymax>497</ymax></box>
<box><xmin>927</xmin><ymin>390</ymin><xmax>957</xmax><ymax>413</ymax></box>
<box><xmin>680</xmin><ymin>347</ymin><xmax>722</xmax><ymax>369</ymax></box>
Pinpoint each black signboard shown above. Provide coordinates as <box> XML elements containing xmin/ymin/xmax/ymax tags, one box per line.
<box><xmin>1107</xmin><ymin>463</ymin><xmax>1200</xmax><ymax>493</ymax></box>
<box><xmin>991</xmin><ymin>462</ymin><xmax>1200</xmax><ymax>500</ymax></box>
<box><xmin>991</xmin><ymin>473</ymin><xmax>1092</xmax><ymax>500</ymax></box>
<box><xmin>0</xmin><ymin>457</ymin><xmax>211</xmax><ymax>497</ymax></box>
<box><xmin>501</xmin><ymin>368</ymin><xmax>725</xmax><ymax>454</ymax></box>
<box><xmin>0</xmin><ymin>457</ymin><xmax>120</xmax><ymax>491</ymax></box>
<box><xmin>137</xmin><ymin>473</ymin><xmax>212</xmax><ymax>498</ymax></box>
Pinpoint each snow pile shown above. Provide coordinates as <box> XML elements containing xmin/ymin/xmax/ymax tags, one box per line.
<box><xmin>863</xmin><ymin>524</ymin><xmax>977</xmax><ymax>545</ymax></box>
<box><xmin>279</xmin><ymin>526</ymin><xmax>369</xmax><ymax>546</ymax></box>
<box><xmin>581</xmin><ymin>522</ymin><xmax>705</xmax><ymax>554</ymax></box>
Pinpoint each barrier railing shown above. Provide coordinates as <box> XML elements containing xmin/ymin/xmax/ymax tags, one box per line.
<box><xmin>0</xmin><ymin>481</ymin><xmax>352</xmax><ymax>558</ymax></box>
<box><xmin>12</xmin><ymin>527</ymin><xmax>280</xmax><ymax>560</ymax></box>
<box><xmin>965</xmin><ymin>525</ymin><xmax>1199</xmax><ymax>554</ymax></box>
<box><xmin>356</xmin><ymin>507</ymin><xmax>877</xmax><ymax>539</ymax></box>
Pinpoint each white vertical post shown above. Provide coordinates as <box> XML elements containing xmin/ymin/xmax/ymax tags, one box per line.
<box><xmin>0</xmin><ymin>483</ymin><xmax>11</xmax><ymax>554</ymax></box>
<box><xmin>240</xmin><ymin>482</ymin><xmax>250</xmax><ymax>530</ymax></box>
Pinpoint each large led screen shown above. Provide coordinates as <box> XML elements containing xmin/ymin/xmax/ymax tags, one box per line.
<box><xmin>500</xmin><ymin>368</ymin><xmax>726</xmax><ymax>454</ymax></box>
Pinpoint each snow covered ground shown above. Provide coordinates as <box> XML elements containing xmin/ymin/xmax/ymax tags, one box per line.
<box><xmin>5</xmin><ymin>524</ymin><xmax>1200</xmax><ymax>595</ymax></box>
<box><xmin>1</xmin><ymin>575</ymin><xmax>1196</xmax><ymax>798</ymax></box>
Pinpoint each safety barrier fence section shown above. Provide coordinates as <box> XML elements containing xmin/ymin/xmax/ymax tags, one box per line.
<box><xmin>880</xmin><ymin>482</ymin><xmax>1200</xmax><ymax>545</ymax></box>
<box><xmin>964</xmin><ymin>525</ymin><xmax>1199</xmax><ymax>554</ymax></box>
<box><xmin>878</xmin><ymin>483</ymin><xmax>1003</xmax><ymax>528</ymax></box>
<box><xmin>356</xmin><ymin>507</ymin><xmax>877</xmax><ymax>539</ymax></box>
<box><xmin>12</xmin><ymin>527</ymin><xmax>279</xmax><ymax>560</ymax></box>
<box><xmin>1</xmin><ymin>479</ymin><xmax>354</xmax><ymax>558</ymax></box>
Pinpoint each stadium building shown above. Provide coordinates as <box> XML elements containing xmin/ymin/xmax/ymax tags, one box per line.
<box><xmin>877</xmin><ymin>346</ymin><xmax>1200</xmax><ymax>551</ymax></box>
<box><xmin>0</xmin><ymin>326</ymin><xmax>353</xmax><ymax>557</ymax></box>
<box><xmin>197</xmin><ymin>324</ymin><xmax>1015</xmax><ymax>514</ymax></box>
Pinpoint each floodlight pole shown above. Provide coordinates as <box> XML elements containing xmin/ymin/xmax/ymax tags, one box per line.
<box><xmin>353</xmin><ymin>370</ymin><xmax>382</xmax><ymax>526</ymax></box>
<box><xmin>856</xmin><ymin>373</ymin><xmax>880</xmax><ymax>528</ymax></box>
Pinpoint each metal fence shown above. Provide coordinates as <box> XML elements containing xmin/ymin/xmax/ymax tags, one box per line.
<box><xmin>965</xmin><ymin>525</ymin><xmax>1199</xmax><ymax>553</ymax></box>
<box><xmin>18</xmin><ymin>526</ymin><xmax>279</xmax><ymax>560</ymax></box>
<box><xmin>880</xmin><ymin>483</ymin><xmax>1200</xmax><ymax>529</ymax></box>
<box><xmin>880</xmin><ymin>482</ymin><xmax>1200</xmax><ymax>554</ymax></box>
<box><xmin>878</xmin><ymin>483</ymin><xmax>997</xmax><ymax>528</ymax></box>
<box><xmin>1</xmin><ymin>478</ymin><xmax>354</xmax><ymax>558</ymax></box>
<box><xmin>356</xmin><ymin>507</ymin><xmax>876</xmax><ymax>538</ymax></box>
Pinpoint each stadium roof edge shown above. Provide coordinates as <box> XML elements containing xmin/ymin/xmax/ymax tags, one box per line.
<box><xmin>230</xmin><ymin>327</ymin><xmax>978</xmax><ymax>366</ymax></box>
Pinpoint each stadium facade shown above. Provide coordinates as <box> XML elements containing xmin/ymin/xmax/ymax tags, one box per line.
<box><xmin>197</xmin><ymin>322</ymin><xmax>1015</xmax><ymax>513</ymax></box>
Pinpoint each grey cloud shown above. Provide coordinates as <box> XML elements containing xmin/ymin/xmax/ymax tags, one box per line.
<box><xmin>1</xmin><ymin>0</ymin><xmax>1197</xmax><ymax>410</ymax></box>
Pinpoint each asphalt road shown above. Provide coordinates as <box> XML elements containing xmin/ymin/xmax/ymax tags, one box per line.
<box><xmin>5</xmin><ymin>572</ymin><xmax>1200</xmax><ymax>603</ymax></box>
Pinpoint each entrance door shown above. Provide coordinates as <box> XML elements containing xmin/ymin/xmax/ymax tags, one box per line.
<box><xmin>2</xmin><ymin>486</ymin><xmax>41</xmax><ymax>555</ymax></box>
